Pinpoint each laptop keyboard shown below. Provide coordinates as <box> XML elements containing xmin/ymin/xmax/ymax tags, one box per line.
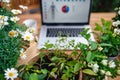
<box><xmin>47</xmin><ymin>28</ymin><xmax>84</xmax><ymax>37</ymax></box>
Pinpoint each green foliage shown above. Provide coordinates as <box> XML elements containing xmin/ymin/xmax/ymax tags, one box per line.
<box><xmin>17</xmin><ymin>38</ymin><xmax>85</xmax><ymax>80</ymax></box>
<box><xmin>92</xmin><ymin>0</ymin><xmax>120</xmax><ymax>12</ymax></box>
<box><xmin>82</xmin><ymin>69</ymin><xmax>97</xmax><ymax>76</ymax></box>
<box><xmin>29</xmin><ymin>73</ymin><xmax>38</xmax><ymax>80</ymax></box>
<box><xmin>0</xmin><ymin>8</ymin><xmax>22</xmax><ymax>73</ymax></box>
<box><xmin>94</xmin><ymin>18</ymin><xmax>120</xmax><ymax>56</ymax></box>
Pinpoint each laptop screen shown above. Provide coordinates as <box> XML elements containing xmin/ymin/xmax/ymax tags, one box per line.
<box><xmin>41</xmin><ymin>0</ymin><xmax>91</xmax><ymax>24</ymax></box>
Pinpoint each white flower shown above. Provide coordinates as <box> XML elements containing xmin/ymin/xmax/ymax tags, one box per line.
<box><xmin>88</xmin><ymin>63</ymin><xmax>93</xmax><ymax>68</ymax></box>
<box><xmin>114</xmin><ymin>28</ymin><xmax>120</xmax><ymax>35</ymax></box>
<box><xmin>8</xmin><ymin>30</ymin><xmax>18</xmax><ymax>37</ymax></box>
<box><xmin>27</xmin><ymin>27</ymin><xmax>36</xmax><ymax>34</ymax></box>
<box><xmin>20</xmin><ymin>49</ymin><xmax>27</xmax><ymax>60</ymax></box>
<box><xmin>2</xmin><ymin>0</ymin><xmax>10</xmax><ymax>3</ymax></box>
<box><xmin>105</xmin><ymin>71</ymin><xmax>112</xmax><ymax>76</ymax></box>
<box><xmin>20</xmin><ymin>48</ymin><xmax>24</xmax><ymax>53</ymax></box>
<box><xmin>19</xmin><ymin>5</ymin><xmax>28</xmax><ymax>10</ymax></box>
<box><xmin>112</xmin><ymin>20</ymin><xmax>120</xmax><ymax>27</ymax></box>
<box><xmin>117</xmin><ymin>70</ymin><xmax>120</xmax><ymax>75</ymax></box>
<box><xmin>11</xmin><ymin>9</ymin><xmax>22</xmax><ymax>15</ymax></box>
<box><xmin>0</xmin><ymin>15</ymin><xmax>8</xmax><ymax>21</ymax></box>
<box><xmin>10</xmin><ymin>16</ymin><xmax>20</xmax><ymax>23</ymax></box>
<box><xmin>108</xmin><ymin>60</ymin><xmax>116</xmax><ymax>68</ymax></box>
<box><xmin>100</xmin><ymin>70</ymin><xmax>105</xmax><ymax>75</ymax></box>
<box><xmin>22</xmin><ymin>32</ymin><xmax>34</xmax><ymax>41</ymax></box>
<box><xmin>4</xmin><ymin>68</ymin><xmax>18</xmax><ymax>80</ymax></box>
<box><xmin>98</xmin><ymin>46</ymin><xmax>103</xmax><ymax>51</ymax></box>
<box><xmin>118</xmin><ymin>10</ymin><xmax>120</xmax><ymax>15</ymax></box>
<box><xmin>0</xmin><ymin>20</ymin><xmax>9</xmax><ymax>29</ymax></box>
<box><xmin>92</xmin><ymin>63</ymin><xmax>99</xmax><ymax>73</ymax></box>
<box><xmin>101</xmin><ymin>60</ymin><xmax>108</xmax><ymax>66</ymax></box>
<box><xmin>112</xmin><ymin>22</ymin><xmax>117</xmax><ymax>27</ymax></box>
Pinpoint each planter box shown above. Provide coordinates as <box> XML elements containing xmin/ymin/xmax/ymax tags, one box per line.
<box><xmin>17</xmin><ymin>42</ymin><xmax>39</xmax><ymax>66</ymax></box>
<box><xmin>17</xmin><ymin>42</ymin><xmax>120</xmax><ymax>80</ymax></box>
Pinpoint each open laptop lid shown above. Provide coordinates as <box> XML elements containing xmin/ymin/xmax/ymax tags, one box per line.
<box><xmin>40</xmin><ymin>0</ymin><xmax>92</xmax><ymax>25</ymax></box>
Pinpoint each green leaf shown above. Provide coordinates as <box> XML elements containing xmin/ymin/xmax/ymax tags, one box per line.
<box><xmin>82</xmin><ymin>69</ymin><xmax>97</xmax><ymax>76</ymax></box>
<box><xmin>80</xmin><ymin>28</ymin><xmax>90</xmax><ymax>40</ymax></box>
<box><xmin>101</xmin><ymin>18</ymin><xmax>105</xmax><ymax>25</ymax></box>
<box><xmin>51</xmin><ymin>56</ymin><xmax>58</xmax><ymax>61</ymax></box>
<box><xmin>29</xmin><ymin>73</ymin><xmax>38</xmax><ymax>80</ymax></box>
<box><xmin>49</xmin><ymin>63</ymin><xmax>56</xmax><ymax>66</ymax></box>
<box><xmin>100</xmin><ymin>43</ymin><xmax>112</xmax><ymax>47</ymax></box>
<box><xmin>17</xmin><ymin>65</ymin><xmax>26</xmax><ymax>71</ymax></box>
<box><xmin>18</xmin><ymin>71</ymin><xmax>25</xmax><ymax>78</ymax></box>
<box><xmin>23</xmin><ymin>72</ymin><xmax>29</xmax><ymax>80</ymax></box>
<box><xmin>90</xmin><ymin>41</ymin><xmax>98</xmax><ymax>50</ymax></box>
<box><xmin>41</xmin><ymin>69</ymin><xmax>48</xmax><ymax>74</ymax></box>
<box><xmin>38</xmin><ymin>74</ymin><xmax>46</xmax><ymax>80</ymax></box>
<box><xmin>39</xmin><ymin>52</ymin><xmax>45</xmax><ymax>59</ymax></box>
<box><xmin>95</xmin><ymin>23</ymin><xmax>102</xmax><ymax>32</ymax></box>
<box><xmin>44</xmin><ymin>43</ymin><xmax>54</xmax><ymax>49</ymax></box>
<box><xmin>74</xmin><ymin>63</ymin><xmax>82</xmax><ymax>73</ymax></box>
<box><xmin>86</xmin><ymin>51</ymin><xmax>94</xmax><ymax>62</ymax></box>
<box><xmin>105</xmin><ymin>21</ymin><xmax>112</xmax><ymax>29</ymax></box>
<box><xmin>95</xmin><ymin>55</ymin><xmax>107</xmax><ymax>59</ymax></box>
<box><xmin>61</xmin><ymin>74</ymin><xmax>68</xmax><ymax>80</ymax></box>
<box><xmin>60</xmin><ymin>63</ymin><xmax>64</xmax><ymax>70</ymax></box>
<box><xmin>51</xmin><ymin>68</ymin><xmax>58</xmax><ymax>73</ymax></box>
<box><xmin>0</xmin><ymin>73</ymin><xmax>5</xmax><ymax>80</ymax></box>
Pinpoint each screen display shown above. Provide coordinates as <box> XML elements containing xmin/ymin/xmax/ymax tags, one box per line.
<box><xmin>42</xmin><ymin>0</ymin><xmax>91</xmax><ymax>23</ymax></box>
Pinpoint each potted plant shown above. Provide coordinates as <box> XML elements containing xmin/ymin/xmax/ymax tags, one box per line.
<box><xmin>17</xmin><ymin>37</ymin><xmax>84</xmax><ymax>80</ymax></box>
<box><xmin>75</xmin><ymin>28</ymin><xmax>120</xmax><ymax>80</ymax></box>
<box><xmin>77</xmin><ymin>39</ymin><xmax>120</xmax><ymax>80</ymax></box>
<box><xmin>93</xmin><ymin>18</ymin><xmax>120</xmax><ymax>58</ymax></box>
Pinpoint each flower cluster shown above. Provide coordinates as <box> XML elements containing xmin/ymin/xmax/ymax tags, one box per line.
<box><xmin>112</xmin><ymin>6</ymin><xmax>120</xmax><ymax>35</ymax></box>
<box><xmin>87</xmin><ymin>59</ymin><xmax>120</xmax><ymax>77</ymax></box>
<box><xmin>0</xmin><ymin>1</ymin><xmax>35</xmax><ymax>80</ymax></box>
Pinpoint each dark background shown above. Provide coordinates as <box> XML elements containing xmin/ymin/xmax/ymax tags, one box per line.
<box><xmin>92</xmin><ymin>0</ymin><xmax>120</xmax><ymax>12</ymax></box>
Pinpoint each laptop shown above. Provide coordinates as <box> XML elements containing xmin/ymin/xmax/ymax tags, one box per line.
<box><xmin>38</xmin><ymin>0</ymin><xmax>94</xmax><ymax>49</ymax></box>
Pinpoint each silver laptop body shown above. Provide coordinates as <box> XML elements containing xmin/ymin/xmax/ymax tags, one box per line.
<box><xmin>38</xmin><ymin>0</ymin><xmax>94</xmax><ymax>49</ymax></box>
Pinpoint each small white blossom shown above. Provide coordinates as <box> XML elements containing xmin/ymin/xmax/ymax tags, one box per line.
<box><xmin>0</xmin><ymin>15</ymin><xmax>8</xmax><ymax>21</ymax></box>
<box><xmin>20</xmin><ymin>48</ymin><xmax>27</xmax><ymax>60</ymax></box>
<box><xmin>11</xmin><ymin>9</ymin><xmax>22</xmax><ymax>15</ymax></box>
<box><xmin>112</xmin><ymin>20</ymin><xmax>120</xmax><ymax>27</ymax></box>
<box><xmin>19</xmin><ymin>5</ymin><xmax>28</xmax><ymax>10</ymax></box>
<box><xmin>118</xmin><ymin>10</ymin><xmax>120</xmax><ymax>15</ymax></box>
<box><xmin>0</xmin><ymin>20</ymin><xmax>9</xmax><ymax>29</ymax></box>
<box><xmin>27</xmin><ymin>27</ymin><xmax>36</xmax><ymax>34</ymax></box>
<box><xmin>101</xmin><ymin>60</ymin><xmax>108</xmax><ymax>66</ymax></box>
<box><xmin>8</xmin><ymin>30</ymin><xmax>18</xmax><ymax>37</ymax></box>
<box><xmin>114</xmin><ymin>28</ymin><xmax>120</xmax><ymax>35</ymax></box>
<box><xmin>10</xmin><ymin>16</ymin><xmax>20</xmax><ymax>23</ymax></box>
<box><xmin>98</xmin><ymin>46</ymin><xmax>103</xmax><ymax>51</ymax></box>
<box><xmin>92</xmin><ymin>63</ymin><xmax>99</xmax><ymax>73</ymax></box>
<box><xmin>4</xmin><ymin>68</ymin><xmax>18</xmax><ymax>80</ymax></box>
<box><xmin>100</xmin><ymin>70</ymin><xmax>105</xmax><ymax>75</ymax></box>
<box><xmin>115</xmin><ymin>7</ymin><xmax>118</xmax><ymax>11</ymax></box>
<box><xmin>22</xmin><ymin>32</ymin><xmax>34</xmax><ymax>41</ymax></box>
<box><xmin>108</xmin><ymin>60</ymin><xmax>116</xmax><ymax>68</ymax></box>
<box><xmin>2</xmin><ymin>0</ymin><xmax>10</xmax><ymax>3</ymax></box>
<box><xmin>105</xmin><ymin>71</ymin><xmax>112</xmax><ymax>76</ymax></box>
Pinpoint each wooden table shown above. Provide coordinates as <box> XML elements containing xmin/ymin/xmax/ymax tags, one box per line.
<box><xmin>18</xmin><ymin>13</ymin><xmax>120</xmax><ymax>80</ymax></box>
